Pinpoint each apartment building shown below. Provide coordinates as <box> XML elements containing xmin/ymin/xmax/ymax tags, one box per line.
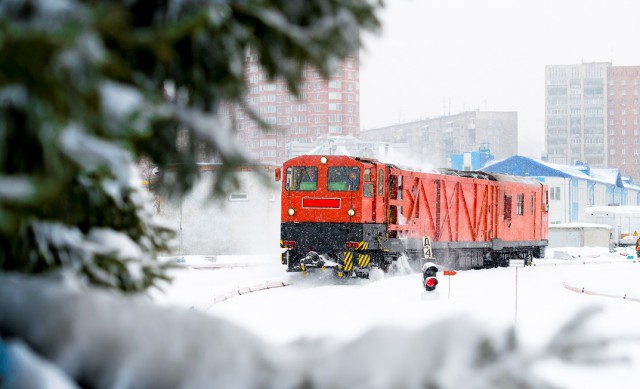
<box><xmin>361</xmin><ymin>111</ymin><xmax>517</xmax><ymax>168</ymax></box>
<box><xmin>545</xmin><ymin>62</ymin><xmax>610</xmax><ymax>167</ymax></box>
<box><xmin>224</xmin><ymin>53</ymin><xmax>360</xmax><ymax>164</ymax></box>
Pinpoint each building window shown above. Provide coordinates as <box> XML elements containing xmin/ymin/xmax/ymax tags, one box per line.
<box><xmin>229</xmin><ymin>193</ymin><xmax>249</xmax><ymax>201</ymax></box>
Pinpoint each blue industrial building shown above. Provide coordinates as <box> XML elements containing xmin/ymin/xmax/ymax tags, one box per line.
<box><xmin>481</xmin><ymin>155</ymin><xmax>640</xmax><ymax>224</ymax></box>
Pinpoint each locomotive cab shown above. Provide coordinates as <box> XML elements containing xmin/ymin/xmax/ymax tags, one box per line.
<box><xmin>280</xmin><ymin>155</ymin><xmax>391</xmax><ymax>277</ymax></box>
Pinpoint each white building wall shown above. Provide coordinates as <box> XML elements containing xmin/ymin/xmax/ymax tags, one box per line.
<box><xmin>545</xmin><ymin>177</ymin><xmax>570</xmax><ymax>224</ymax></box>
<box><xmin>623</xmin><ymin>188</ymin><xmax>640</xmax><ymax>205</ymax></box>
<box><xmin>157</xmin><ymin>169</ymin><xmax>281</xmax><ymax>256</ymax></box>
<box><xmin>594</xmin><ymin>184</ymin><xmax>607</xmax><ymax>206</ymax></box>
<box><xmin>577</xmin><ymin>180</ymin><xmax>588</xmax><ymax>222</ymax></box>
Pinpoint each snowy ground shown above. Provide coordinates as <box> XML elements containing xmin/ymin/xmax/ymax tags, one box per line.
<box><xmin>150</xmin><ymin>246</ymin><xmax>640</xmax><ymax>388</ymax></box>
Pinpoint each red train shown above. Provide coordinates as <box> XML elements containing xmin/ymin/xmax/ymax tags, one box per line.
<box><xmin>278</xmin><ymin>155</ymin><xmax>548</xmax><ymax>277</ymax></box>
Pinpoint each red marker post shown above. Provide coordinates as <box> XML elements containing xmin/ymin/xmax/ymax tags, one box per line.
<box><xmin>443</xmin><ymin>270</ymin><xmax>457</xmax><ymax>298</ymax></box>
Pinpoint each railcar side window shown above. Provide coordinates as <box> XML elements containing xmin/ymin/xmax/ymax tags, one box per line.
<box><xmin>327</xmin><ymin>167</ymin><xmax>360</xmax><ymax>191</ymax></box>
<box><xmin>530</xmin><ymin>194</ymin><xmax>534</xmax><ymax>214</ymax></box>
<box><xmin>285</xmin><ymin>166</ymin><xmax>318</xmax><ymax>191</ymax></box>
<box><xmin>504</xmin><ymin>195</ymin><xmax>512</xmax><ymax>221</ymax></box>
<box><xmin>516</xmin><ymin>194</ymin><xmax>524</xmax><ymax>215</ymax></box>
<box><xmin>544</xmin><ymin>190</ymin><xmax>549</xmax><ymax>212</ymax></box>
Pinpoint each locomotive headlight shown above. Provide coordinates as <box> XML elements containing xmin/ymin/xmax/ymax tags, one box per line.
<box><xmin>288</xmin><ymin>208</ymin><xmax>295</xmax><ymax>216</ymax></box>
<box><xmin>347</xmin><ymin>208</ymin><xmax>355</xmax><ymax>216</ymax></box>
<box><xmin>320</xmin><ymin>156</ymin><xmax>328</xmax><ymax>164</ymax></box>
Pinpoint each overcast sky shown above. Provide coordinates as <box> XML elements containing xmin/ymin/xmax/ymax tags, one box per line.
<box><xmin>359</xmin><ymin>0</ymin><xmax>640</xmax><ymax>158</ymax></box>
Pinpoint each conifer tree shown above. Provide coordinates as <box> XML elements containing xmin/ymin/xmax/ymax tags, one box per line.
<box><xmin>0</xmin><ymin>0</ymin><xmax>382</xmax><ymax>291</ymax></box>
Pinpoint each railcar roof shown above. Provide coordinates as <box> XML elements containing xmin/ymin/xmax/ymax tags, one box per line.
<box><xmin>434</xmin><ymin>169</ymin><xmax>541</xmax><ymax>185</ymax></box>
<box><xmin>488</xmin><ymin>173</ymin><xmax>542</xmax><ymax>185</ymax></box>
<box><xmin>285</xmin><ymin>155</ymin><xmax>542</xmax><ymax>185</ymax></box>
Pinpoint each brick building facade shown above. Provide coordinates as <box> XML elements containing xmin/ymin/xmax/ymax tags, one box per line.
<box><xmin>545</xmin><ymin>63</ymin><xmax>640</xmax><ymax>181</ymax></box>
<box><xmin>607</xmin><ymin>66</ymin><xmax>640</xmax><ymax>180</ymax></box>
<box><xmin>223</xmin><ymin>52</ymin><xmax>360</xmax><ymax>165</ymax></box>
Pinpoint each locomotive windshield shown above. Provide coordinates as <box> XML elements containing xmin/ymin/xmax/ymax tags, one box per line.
<box><xmin>285</xmin><ymin>166</ymin><xmax>318</xmax><ymax>191</ymax></box>
<box><xmin>327</xmin><ymin>167</ymin><xmax>360</xmax><ymax>191</ymax></box>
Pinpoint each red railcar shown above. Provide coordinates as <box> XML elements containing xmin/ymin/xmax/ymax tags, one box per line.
<box><xmin>279</xmin><ymin>155</ymin><xmax>548</xmax><ymax>277</ymax></box>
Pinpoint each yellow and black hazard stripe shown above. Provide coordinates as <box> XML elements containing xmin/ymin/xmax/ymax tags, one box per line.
<box><xmin>355</xmin><ymin>241</ymin><xmax>369</xmax><ymax>251</ymax></box>
<box><xmin>342</xmin><ymin>251</ymin><xmax>354</xmax><ymax>271</ymax></box>
<box><xmin>357</xmin><ymin>253</ymin><xmax>371</xmax><ymax>268</ymax></box>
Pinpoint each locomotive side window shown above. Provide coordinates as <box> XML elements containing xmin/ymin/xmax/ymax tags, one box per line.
<box><xmin>364</xmin><ymin>168</ymin><xmax>373</xmax><ymax>197</ymax></box>
<box><xmin>285</xmin><ymin>166</ymin><xmax>318</xmax><ymax>191</ymax></box>
<box><xmin>327</xmin><ymin>167</ymin><xmax>360</xmax><ymax>191</ymax></box>
<box><xmin>378</xmin><ymin>169</ymin><xmax>384</xmax><ymax>195</ymax></box>
<box><xmin>364</xmin><ymin>183</ymin><xmax>374</xmax><ymax>197</ymax></box>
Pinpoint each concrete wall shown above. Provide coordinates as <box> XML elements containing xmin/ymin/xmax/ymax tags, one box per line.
<box><xmin>548</xmin><ymin>225</ymin><xmax>612</xmax><ymax>248</ymax></box>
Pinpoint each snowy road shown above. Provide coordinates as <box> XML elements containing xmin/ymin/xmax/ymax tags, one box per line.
<box><xmin>150</xmin><ymin>247</ymin><xmax>640</xmax><ymax>388</ymax></box>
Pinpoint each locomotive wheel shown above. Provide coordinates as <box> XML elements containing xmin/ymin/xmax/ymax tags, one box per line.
<box><xmin>381</xmin><ymin>253</ymin><xmax>398</xmax><ymax>273</ymax></box>
<box><xmin>524</xmin><ymin>253</ymin><xmax>533</xmax><ymax>266</ymax></box>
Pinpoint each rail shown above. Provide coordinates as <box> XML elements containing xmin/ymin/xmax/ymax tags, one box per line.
<box><xmin>203</xmin><ymin>281</ymin><xmax>290</xmax><ymax>311</ymax></box>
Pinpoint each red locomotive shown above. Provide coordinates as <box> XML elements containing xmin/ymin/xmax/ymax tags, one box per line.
<box><xmin>278</xmin><ymin>155</ymin><xmax>548</xmax><ymax>277</ymax></box>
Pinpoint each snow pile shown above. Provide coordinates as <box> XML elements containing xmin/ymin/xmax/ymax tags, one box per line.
<box><xmin>0</xmin><ymin>271</ymin><xmax>636</xmax><ymax>389</ymax></box>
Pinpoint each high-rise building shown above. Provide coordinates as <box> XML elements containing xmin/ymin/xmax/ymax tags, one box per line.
<box><xmin>361</xmin><ymin>111</ymin><xmax>517</xmax><ymax>168</ymax></box>
<box><xmin>545</xmin><ymin>62</ymin><xmax>610</xmax><ymax>167</ymax></box>
<box><xmin>224</xmin><ymin>52</ymin><xmax>360</xmax><ymax>165</ymax></box>
<box><xmin>607</xmin><ymin>66</ymin><xmax>640</xmax><ymax>179</ymax></box>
